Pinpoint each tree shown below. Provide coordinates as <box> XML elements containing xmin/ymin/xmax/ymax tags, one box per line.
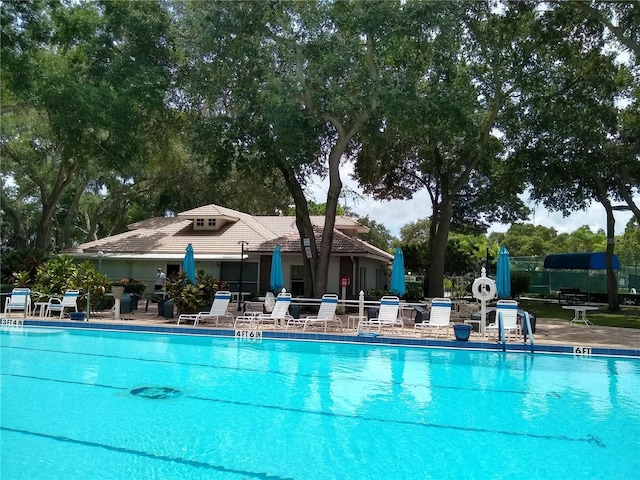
<box><xmin>1</xmin><ymin>0</ymin><xmax>176</xmax><ymax>250</ymax></box>
<box><xmin>350</xmin><ymin>216</ymin><xmax>393</xmax><ymax>252</ymax></box>
<box><xmin>507</xmin><ymin>2</ymin><xmax>637</xmax><ymax>310</ymax></box>
<box><xmin>178</xmin><ymin>0</ymin><xmax>405</xmax><ymax>296</ymax></box>
<box><xmin>500</xmin><ymin>224</ymin><xmax>562</xmax><ymax>257</ymax></box>
<box><xmin>354</xmin><ymin>1</ymin><xmax>532</xmax><ymax>297</ymax></box>
<box><xmin>616</xmin><ymin>218</ymin><xmax>640</xmax><ymax>268</ymax></box>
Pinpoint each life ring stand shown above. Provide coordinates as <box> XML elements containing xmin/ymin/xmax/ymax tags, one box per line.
<box><xmin>472</xmin><ymin>277</ymin><xmax>497</xmax><ymax>301</ymax></box>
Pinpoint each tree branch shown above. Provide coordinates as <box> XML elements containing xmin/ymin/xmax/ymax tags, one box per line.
<box><xmin>573</xmin><ymin>2</ymin><xmax>640</xmax><ymax>60</ymax></box>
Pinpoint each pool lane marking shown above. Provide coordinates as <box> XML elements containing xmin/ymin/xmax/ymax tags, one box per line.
<box><xmin>1</xmin><ymin>372</ymin><xmax>605</xmax><ymax>448</ymax></box>
<box><xmin>0</xmin><ymin>344</ymin><xmax>560</xmax><ymax>398</ymax></box>
<box><xmin>0</xmin><ymin>426</ymin><xmax>293</xmax><ymax>480</ymax></box>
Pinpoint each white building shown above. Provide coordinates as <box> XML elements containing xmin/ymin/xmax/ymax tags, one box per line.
<box><xmin>67</xmin><ymin>204</ymin><xmax>393</xmax><ymax>297</ymax></box>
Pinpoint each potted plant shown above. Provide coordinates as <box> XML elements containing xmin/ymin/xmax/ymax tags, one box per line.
<box><xmin>453</xmin><ymin>323</ymin><xmax>472</xmax><ymax>341</ymax></box>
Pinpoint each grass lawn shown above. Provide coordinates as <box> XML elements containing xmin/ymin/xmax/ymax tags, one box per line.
<box><xmin>519</xmin><ymin>299</ymin><xmax>640</xmax><ymax>329</ymax></box>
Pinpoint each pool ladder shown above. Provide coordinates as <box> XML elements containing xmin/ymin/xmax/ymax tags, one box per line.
<box><xmin>497</xmin><ymin>311</ymin><xmax>535</xmax><ymax>353</ymax></box>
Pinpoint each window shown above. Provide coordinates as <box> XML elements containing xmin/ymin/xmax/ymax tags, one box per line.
<box><xmin>208</xmin><ymin>218</ymin><xmax>216</xmax><ymax>227</ymax></box>
<box><xmin>291</xmin><ymin>265</ymin><xmax>304</xmax><ymax>296</ymax></box>
<box><xmin>196</xmin><ymin>218</ymin><xmax>204</xmax><ymax>227</ymax></box>
<box><xmin>376</xmin><ymin>268</ymin><xmax>385</xmax><ymax>290</ymax></box>
<box><xmin>220</xmin><ymin>261</ymin><xmax>258</xmax><ymax>294</ymax></box>
<box><xmin>359</xmin><ymin>266</ymin><xmax>367</xmax><ymax>292</ymax></box>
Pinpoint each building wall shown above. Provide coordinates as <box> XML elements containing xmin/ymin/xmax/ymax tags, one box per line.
<box><xmin>95</xmin><ymin>255</ymin><xmax>387</xmax><ymax>298</ymax></box>
<box><xmin>96</xmin><ymin>259</ymin><xmax>222</xmax><ymax>295</ymax></box>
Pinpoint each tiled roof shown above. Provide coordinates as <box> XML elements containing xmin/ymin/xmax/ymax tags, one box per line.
<box><xmin>253</xmin><ymin>227</ymin><xmax>391</xmax><ymax>260</ymax></box>
<box><xmin>67</xmin><ymin>203</ymin><xmax>390</xmax><ymax>260</ymax></box>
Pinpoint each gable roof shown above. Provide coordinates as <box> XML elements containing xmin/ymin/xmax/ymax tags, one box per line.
<box><xmin>67</xmin><ymin>204</ymin><xmax>391</xmax><ymax>262</ymax></box>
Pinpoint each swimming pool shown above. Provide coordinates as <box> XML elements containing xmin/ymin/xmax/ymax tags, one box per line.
<box><xmin>1</xmin><ymin>326</ymin><xmax>638</xmax><ymax>479</ymax></box>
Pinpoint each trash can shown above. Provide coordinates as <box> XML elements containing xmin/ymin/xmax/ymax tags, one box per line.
<box><xmin>413</xmin><ymin>305</ymin><xmax>429</xmax><ymax>323</ymax></box>
<box><xmin>162</xmin><ymin>299</ymin><xmax>174</xmax><ymax>318</ymax></box>
<box><xmin>130</xmin><ymin>294</ymin><xmax>140</xmax><ymax>311</ymax></box>
<box><xmin>289</xmin><ymin>304</ymin><xmax>300</xmax><ymax>319</ymax></box>
<box><xmin>367</xmin><ymin>307</ymin><xmax>379</xmax><ymax>320</ymax></box>
<box><xmin>120</xmin><ymin>293</ymin><xmax>132</xmax><ymax>314</ymax></box>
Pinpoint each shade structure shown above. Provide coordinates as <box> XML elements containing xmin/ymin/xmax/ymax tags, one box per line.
<box><xmin>390</xmin><ymin>247</ymin><xmax>406</xmax><ymax>296</ymax></box>
<box><xmin>543</xmin><ymin>252</ymin><xmax>620</xmax><ymax>270</ymax></box>
<box><xmin>183</xmin><ymin>243</ymin><xmax>196</xmax><ymax>283</ymax></box>
<box><xmin>270</xmin><ymin>245</ymin><xmax>284</xmax><ymax>292</ymax></box>
<box><xmin>496</xmin><ymin>246</ymin><xmax>511</xmax><ymax>298</ymax></box>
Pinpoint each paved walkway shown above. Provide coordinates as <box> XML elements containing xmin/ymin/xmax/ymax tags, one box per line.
<box><xmin>18</xmin><ymin>307</ymin><xmax>640</xmax><ymax>351</ymax></box>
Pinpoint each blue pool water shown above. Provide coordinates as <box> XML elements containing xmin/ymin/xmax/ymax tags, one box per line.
<box><xmin>1</xmin><ymin>326</ymin><xmax>639</xmax><ymax>479</ymax></box>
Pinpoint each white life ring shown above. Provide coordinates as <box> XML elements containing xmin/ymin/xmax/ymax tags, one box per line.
<box><xmin>472</xmin><ymin>277</ymin><xmax>497</xmax><ymax>301</ymax></box>
<box><xmin>264</xmin><ymin>292</ymin><xmax>275</xmax><ymax>313</ymax></box>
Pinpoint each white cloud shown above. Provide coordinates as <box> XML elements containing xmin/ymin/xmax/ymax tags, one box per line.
<box><xmin>308</xmin><ymin>166</ymin><xmax>636</xmax><ymax>238</ymax></box>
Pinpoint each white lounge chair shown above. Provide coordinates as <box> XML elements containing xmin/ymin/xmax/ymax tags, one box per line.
<box><xmin>4</xmin><ymin>288</ymin><xmax>31</xmax><ymax>319</ymax></box>
<box><xmin>414</xmin><ymin>298</ymin><xmax>453</xmax><ymax>338</ymax></box>
<box><xmin>45</xmin><ymin>290</ymin><xmax>80</xmax><ymax>319</ymax></box>
<box><xmin>234</xmin><ymin>292</ymin><xmax>292</xmax><ymax>329</ymax></box>
<box><xmin>486</xmin><ymin>299</ymin><xmax>521</xmax><ymax>341</ymax></box>
<box><xmin>357</xmin><ymin>296</ymin><xmax>402</xmax><ymax>334</ymax></box>
<box><xmin>177</xmin><ymin>290</ymin><xmax>234</xmax><ymax>326</ymax></box>
<box><xmin>288</xmin><ymin>294</ymin><xmax>342</xmax><ymax>332</ymax></box>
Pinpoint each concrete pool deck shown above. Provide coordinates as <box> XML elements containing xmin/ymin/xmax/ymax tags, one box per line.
<box><xmin>10</xmin><ymin>307</ymin><xmax>640</xmax><ymax>356</ymax></box>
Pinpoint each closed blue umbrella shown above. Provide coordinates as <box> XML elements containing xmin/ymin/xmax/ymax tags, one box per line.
<box><xmin>496</xmin><ymin>246</ymin><xmax>511</xmax><ymax>298</ymax></box>
<box><xmin>183</xmin><ymin>243</ymin><xmax>196</xmax><ymax>283</ymax></box>
<box><xmin>390</xmin><ymin>247</ymin><xmax>406</xmax><ymax>296</ymax></box>
<box><xmin>270</xmin><ymin>245</ymin><xmax>284</xmax><ymax>292</ymax></box>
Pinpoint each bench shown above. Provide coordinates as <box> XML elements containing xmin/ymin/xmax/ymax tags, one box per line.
<box><xmin>558</xmin><ymin>288</ymin><xmax>587</xmax><ymax>304</ymax></box>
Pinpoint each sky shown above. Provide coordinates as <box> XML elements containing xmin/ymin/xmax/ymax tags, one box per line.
<box><xmin>308</xmin><ymin>163</ymin><xmax>636</xmax><ymax>239</ymax></box>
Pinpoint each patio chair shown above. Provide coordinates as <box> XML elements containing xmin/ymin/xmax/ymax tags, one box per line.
<box><xmin>177</xmin><ymin>290</ymin><xmax>234</xmax><ymax>326</ymax></box>
<box><xmin>287</xmin><ymin>293</ymin><xmax>342</xmax><ymax>332</ymax></box>
<box><xmin>357</xmin><ymin>296</ymin><xmax>402</xmax><ymax>334</ymax></box>
<box><xmin>414</xmin><ymin>298</ymin><xmax>453</xmax><ymax>338</ymax></box>
<box><xmin>45</xmin><ymin>290</ymin><xmax>80</xmax><ymax>319</ymax></box>
<box><xmin>4</xmin><ymin>288</ymin><xmax>32</xmax><ymax>318</ymax></box>
<box><xmin>234</xmin><ymin>292</ymin><xmax>292</xmax><ymax>329</ymax></box>
<box><xmin>486</xmin><ymin>299</ymin><xmax>521</xmax><ymax>341</ymax></box>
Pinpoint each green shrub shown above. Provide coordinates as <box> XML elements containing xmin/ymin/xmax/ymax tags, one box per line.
<box><xmin>511</xmin><ymin>271</ymin><xmax>531</xmax><ymax>298</ymax></box>
<box><xmin>164</xmin><ymin>270</ymin><xmax>229</xmax><ymax>314</ymax></box>
<box><xmin>33</xmin><ymin>254</ymin><xmax>111</xmax><ymax>308</ymax></box>
<box><xmin>366</xmin><ymin>288</ymin><xmax>392</xmax><ymax>300</ymax></box>
<box><xmin>0</xmin><ymin>247</ymin><xmax>49</xmax><ymax>284</ymax></box>
<box><xmin>405</xmin><ymin>281</ymin><xmax>423</xmax><ymax>301</ymax></box>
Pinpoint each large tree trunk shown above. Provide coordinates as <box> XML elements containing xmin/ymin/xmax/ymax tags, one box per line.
<box><xmin>593</xmin><ymin>176</ymin><xmax>620</xmax><ymax>311</ymax></box>
<box><xmin>617</xmin><ymin>179</ymin><xmax>640</xmax><ymax>224</ymax></box>
<box><xmin>35</xmin><ymin>161</ymin><xmax>80</xmax><ymax>250</ymax></box>
<box><xmin>279</xmin><ymin>164</ymin><xmax>318</xmax><ymax>297</ymax></box>
<box><xmin>427</xmin><ymin>196</ymin><xmax>454</xmax><ymax>298</ymax></box>
<box><xmin>316</xmin><ymin>138</ymin><xmax>346</xmax><ymax>296</ymax></box>
<box><xmin>63</xmin><ymin>183</ymin><xmax>86</xmax><ymax>248</ymax></box>
<box><xmin>604</xmin><ymin>205</ymin><xmax>620</xmax><ymax>311</ymax></box>
<box><xmin>0</xmin><ymin>191</ymin><xmax>28</xmax><ymax>246</ymax></box>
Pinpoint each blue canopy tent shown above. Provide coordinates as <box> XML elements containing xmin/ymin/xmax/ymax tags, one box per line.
<box><xmin>543</xmin><ymin>252</ymin><xmax>620</xmax><ymax>302</ymax></box>
<box><xmin>543</xmin><ymin>252</ymin><xmax>620</xmax><ymax>270</ymax></box>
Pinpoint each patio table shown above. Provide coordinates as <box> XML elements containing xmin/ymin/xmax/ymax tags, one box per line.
<box><xmin>562</xmin><ymin>305</ymin><xmax>599</xmax><ymax>326</ymax></box>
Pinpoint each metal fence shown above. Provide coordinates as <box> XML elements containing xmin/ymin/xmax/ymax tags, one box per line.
<box><xmin>510</xmin><ymin>256</ymin><xmax>640</xmax><ymax>294</ymax></box>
